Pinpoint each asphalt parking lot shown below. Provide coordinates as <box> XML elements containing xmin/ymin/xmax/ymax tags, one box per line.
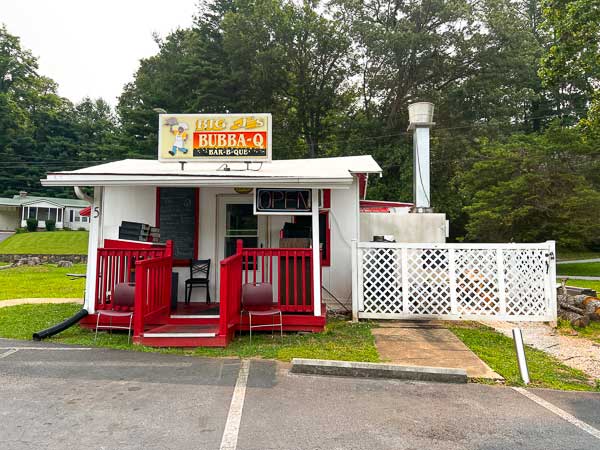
<box><xmin>1</xmin><ymin>338</ymin><xmax>600</xmax><ymax>450</ymax></box>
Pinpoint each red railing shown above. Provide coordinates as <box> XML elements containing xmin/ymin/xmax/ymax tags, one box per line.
<box><xmin>133</xmin><ymin>256</ymin><xmax>173</xmax><ymax>338</ymax></box>
<box><xmin>219</xmin><ymin>251</ymin><xmax>243</xmax><ymax>337</ymax></box>
<box><xmin>95</xmin><ymin>239</ymin><xmax>172</xmax><ymax>310</ymax></box>
<box><xmin>241</xmin><ymin>246</ymin><xmax>315</xmax><ymax>313</ymax></box>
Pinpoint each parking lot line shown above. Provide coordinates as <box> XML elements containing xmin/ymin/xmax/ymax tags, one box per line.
<box><xmin>220</xmin><ymin>359</ymin><xmax>250</xmax><ymax>450</ymax></box>
<box><xmin>0</xmin><ymin>348</ymin><xmax>19</xmax><ymax>359</ymax></box>
<box><xmin>513</xmin><ymin>387</ymin><xmax>600</xmax><ymax>440</ymax></box>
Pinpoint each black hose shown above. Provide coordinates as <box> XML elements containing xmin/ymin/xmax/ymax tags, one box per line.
<box><xmin>32</xmin><ymin>309</ymin><xmax>89</xmax><ymax>341</ymax></box>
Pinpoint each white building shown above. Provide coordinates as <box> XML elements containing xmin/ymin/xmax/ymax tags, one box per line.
<box><xmin>0</xmin><ymin>192</ymin><xmax>90</xmax><ymax>231</ymax></box>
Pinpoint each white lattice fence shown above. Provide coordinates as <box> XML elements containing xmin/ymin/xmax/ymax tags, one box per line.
<box><xmin>352</xmin><ymin>241</ymin><xmax>557</xmax><ymax>321</ymax></box>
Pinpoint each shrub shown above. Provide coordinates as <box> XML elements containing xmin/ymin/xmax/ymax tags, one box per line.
<box><xmin>45</xmin><ymin>219</ymin><xmax>56</xmax><ymax>232</ymax></box>
<box><xmin>77</xmin><ymin>227</ymin><xmax>86</xmax><ymax>231</ymax></box>
<box><xmin>26</xmin><ymin>218</ymin><xmax>38</xmax><ymax>232</ymax></box>
<box><xmin>15</xmin><ymin>227</ymin><xmax>28</xmax><ymax>234</ymax></box>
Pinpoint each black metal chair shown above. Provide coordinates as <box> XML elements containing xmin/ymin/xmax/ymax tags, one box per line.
<box><xmin>185</xmin><ymin>259</ymin><xmax>211</xmax><ymax>304</ymax></box>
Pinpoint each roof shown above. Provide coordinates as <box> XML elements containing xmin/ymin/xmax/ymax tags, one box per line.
<box><xmin>41</xmin><ymin>155</ymin><xmax>382</xmax><ymax>188</ymax></box>
<box><xmin>0</xmin><ymin>195</ymin><xmax>89</xmax><ymax>208</ymax></box>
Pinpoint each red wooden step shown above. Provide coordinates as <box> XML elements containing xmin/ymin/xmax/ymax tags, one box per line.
<box><xmin>143</xmin><ymin>324</ymin><xmax>219</xmax><ymax>338</ymax></box>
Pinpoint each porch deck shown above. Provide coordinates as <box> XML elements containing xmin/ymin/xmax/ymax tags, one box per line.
<box><xmin>82</xmin><ymin>239</ymin><xmax>326</xmax><ymax>347</ymax></box>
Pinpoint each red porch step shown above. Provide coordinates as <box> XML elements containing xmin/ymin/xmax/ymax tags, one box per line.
<box><xmin>136</xmin><ymin>324</ymin><xmax>228</xmax><ymax>348</ymax></box>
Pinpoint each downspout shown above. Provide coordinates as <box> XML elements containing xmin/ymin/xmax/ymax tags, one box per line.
<box><xmin>74</xmin><ymin>186</ymin><xmax>93</xmax><ymax>203</ymax></box>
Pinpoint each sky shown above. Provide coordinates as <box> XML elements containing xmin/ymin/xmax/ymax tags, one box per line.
<box><xmin>0</xmin><ymin>0</ymin><xmax>198</xmax><ymax>105</ymax></box>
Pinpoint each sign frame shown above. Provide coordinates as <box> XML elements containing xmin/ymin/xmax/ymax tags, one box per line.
<box><xmin>253</xmin><ymin>188</ymin><xmax>314</xmax><ymax>216</ymax></box>
<box><xmin>158</xmin><ymin>113</ymin><xmax>272</xmax><ymax>163</ymax></box>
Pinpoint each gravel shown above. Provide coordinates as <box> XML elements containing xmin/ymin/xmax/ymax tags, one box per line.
<box><xmin>480</xmin><ymin>320</ymin><xmax>600</xmax><ymax>380</ymax></box>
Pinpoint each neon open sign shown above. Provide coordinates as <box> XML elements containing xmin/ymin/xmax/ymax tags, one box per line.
<box><xmin>254</xmin><ymin>189</ymin><xmax>312</xmax><ymax>215</ymax></box>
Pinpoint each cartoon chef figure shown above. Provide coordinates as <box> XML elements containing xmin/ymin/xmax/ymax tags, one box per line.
<box><xmin>164</xmin><ymin>117</ymin><xmax>189</xmax><ymax>156</ymax></box>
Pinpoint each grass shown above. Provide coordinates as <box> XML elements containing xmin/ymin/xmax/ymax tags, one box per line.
<box><xmin>450</xmin><ymin>322</ymin><xmax>599</xmax><ymax>391</ymax></box>
<box><xmin>557</xmin><ymin>319</ymin><xmax>600</xmax><ymax>345</ymax></box>
<box><xmin>0</xmin><ymin>231</ymin><xmax>88</xmax><ymax>254</ymax></box>
<box><xmin>557</xmin><ymin>278</ymin><xmax>600</xmax><ymax>293</ymax></box>
<box><xmin>0</xmin><ymin>303</ymin><xmax>380</xmax><ymax>362</ymax></box>
<box><xmin>557</xmin><ymin>262</ymin><xmax>600</xmax><ymax>277</ymax></box>
<box><xmin>0</xmin><ymin>264</ymin><xmax>86</xmax><ymax>300</ymax></box>
<box><xmin>557</xmin><ymin>250</ymin><xmax>600</xmax><ymax>261</ymax></box>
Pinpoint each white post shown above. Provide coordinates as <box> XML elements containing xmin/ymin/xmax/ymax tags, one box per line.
<box><xmin>311</xmin><ymin>188</ymin><xmax>321</xmax><ymax>317</ymax></box>
<box><xmin>413</xmin><ymin>126</ymin><xmax>431</xmax><ymax>209</ymax></box>
<box><xmin>351</xmin><ymin>239</ymin><xmax>358</xmax><ymax>322</ymax></box>
<box><xmin>547</xmin><ymin>240</ymin><xmax>557</xmax><ymax>322</ymax></box>
<box><xmin>84</xmin><ymin>187</ymin><xmax>103</xmax><ymax>313</ymax></box>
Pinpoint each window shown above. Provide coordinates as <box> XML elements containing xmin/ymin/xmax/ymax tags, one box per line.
<box><xmin>57</xmin><ymin>209</ymin><xmax>62</xmax><ymax>222</ymax></box>
<box><xmin>48</xmin><ymin>208</ymin><xmax>57</xmax><ymax>221</ymax></box>
<box><xmin>81</xmin><ymin>216</ymin><xmax>89</xmax><ymax>223</ymax></box>
<box><xmin>69</xmin><ymin>210</ymin><xmax>74</xmax><ymax>222</ymax></box>
<box><xmin>28</xmin><ymin>208</ymin><xmax>36</xmax><ymax>219</ymax></box>
<box><xmin>294</xmin><ymin>211</ymin><xmax>331</xmax><ymax>266</ymax></box>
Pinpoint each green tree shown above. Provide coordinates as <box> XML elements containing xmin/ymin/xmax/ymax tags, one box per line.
<box><xmin>460</xmin><ymin>126</ymin><xmax>600</xmax><ymax>248</ymax></box>
<box><xmin>539</xmin><ymin>0</ymin><xmax>600</xmax><ymax>129</ymax></box>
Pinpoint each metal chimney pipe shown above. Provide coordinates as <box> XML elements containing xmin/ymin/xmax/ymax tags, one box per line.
<box><xmin>408</xmin><ymin>102</ymin><xmax>435</xmax><ymax>211</ymax></box>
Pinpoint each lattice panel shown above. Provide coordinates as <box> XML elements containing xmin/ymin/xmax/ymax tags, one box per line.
<box><xmin>360</xmin><ymin>248</ymin><xmax>402</xmax><ymax>314</ymax></box>
<box><xmin>454</xmin><ymin>249</ymin><xmax>500</xmax><ymax>315</ymax></box>
<box><xmin>503</xmin><ymin>249</ymin><xmax>548</xmax><ymax>316</ymax></box>
<box><xmin>406</xmin><ymin>249</ymin><xmax>451</xmax><ymax>314</ymax></box>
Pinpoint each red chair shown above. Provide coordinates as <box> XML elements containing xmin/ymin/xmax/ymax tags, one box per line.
<box><xmin>95</xmin><ymin>282</ymin><xmax>135</xmax><ymax>343</ymax></box>
<box><xmin>241</xmin><ymin>283</ymin><xmax>282</xmax><ymax>342</ymax></box>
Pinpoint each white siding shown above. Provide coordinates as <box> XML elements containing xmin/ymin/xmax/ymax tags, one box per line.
<box><xmin>101</xmin><ymin>186</ymin><xmax>157</xmax><ymax>240</ymax></box>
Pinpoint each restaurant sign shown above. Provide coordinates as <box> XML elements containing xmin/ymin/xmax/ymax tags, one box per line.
<box><xmin>158</xmin><ymin>113</ymin><xmax>271</xmax><ymax>162</ymax></box>
<box><xmin>254</xmin><ymin>189</ymin><xmax>312</xmax><ymax>215</ymax></box>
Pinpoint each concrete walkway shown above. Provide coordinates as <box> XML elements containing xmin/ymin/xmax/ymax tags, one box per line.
<box><xmin>371</xmin><ymin>321</ymin><xmax>503</xmax><ymax>380</ymax></box>
<box><xmin>559</xmin><ymin>275</ymin><xmax>600</xmax><ymax>281</ymax></box>
<box><xmin>557</xmin><ymin>258</ymin><xmax>600</xmax><ymax>264</ymax></box>
<box><xmin>0</xmin><ymin>298</ymin><xmax>82</xmax><ymax>308</ymax></box>
<box><xmin>0</xmin><ymin>231</ymin><xmax>14</xmax><ymax>243</ymax></box>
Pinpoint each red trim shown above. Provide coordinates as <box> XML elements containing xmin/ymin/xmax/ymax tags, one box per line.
<box><xmin>357</xmin><ymin>173</ymin><xmax>368</xmax><ymax>199</ymax></box>
<box><xmin>322</xmin><ymin>211</ymin><xmax>331</xmax><ymax>266</ymax></box>
<box><xmin>360</xmin><ymin>200</ymin><xmax>413</xmax><ymax>208</ymax></box>
<box><xmin>322</xmin><ymin>189</ymin><xmax>331</xmax><ymax>208</ymax></box>
<box><xmin>79</xmin><ymin>206</ymin><xmax>91</xmax><ymax>217</ymax></box>
<box><xmin>155</xmin><ymin>187</ymin><xmax>200</xmax><ymax>267</ymax></box>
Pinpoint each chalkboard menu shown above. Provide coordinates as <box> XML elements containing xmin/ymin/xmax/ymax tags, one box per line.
<box><xmin>158</xmin><ymin>187</ymin><xmax>197</xmax><ymax>260</ymax></box>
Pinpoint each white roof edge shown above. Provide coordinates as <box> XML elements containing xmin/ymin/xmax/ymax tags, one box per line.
<box><xmin>41</xmin><ymin>175</ymin><xmax>354</xmax><ymax>188</ymax></box>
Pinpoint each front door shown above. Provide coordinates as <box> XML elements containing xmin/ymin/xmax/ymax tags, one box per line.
<box><xmin>216</xmin><ymin>195</ymin><xmax>267</xmax><ymax>298</ymax></box>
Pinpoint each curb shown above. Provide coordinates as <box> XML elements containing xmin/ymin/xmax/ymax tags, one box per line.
<box><xmin>290</xmin><ymin>358</ymin><xmax>467</xmax><ymax>384</ymax></box>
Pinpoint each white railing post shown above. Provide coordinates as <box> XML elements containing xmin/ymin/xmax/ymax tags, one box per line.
<box><xmin>449</xmin><ymin>248</ymin><xmax>458</xmax><ymax>315</ymax></box>
<box><xmin>401</xmin><ymin>247</ymin><xmax>409</xmax><ymax>313</ymax></box>
<box><xmin>497</xmin><ymin>248</ymin><xmax>507</xmax><ymax>318</ymax></box>
<box><xmin>311</xmin><ymin>188</ymin><xmax>321</xmax><ymax>317</ymax></box>
<box><xmin>84</xmin><ymin>187</ymin><xmax>103</xmax><ymax>314</ymax></box>
<box><xmin>351</xmin><ymin>239</ymin><xmax>359</xmax><ymax>322</ymax></box>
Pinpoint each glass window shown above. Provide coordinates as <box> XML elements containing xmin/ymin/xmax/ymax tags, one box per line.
<box><xmin>28</xmin><ymin>208</ymin><xmax>36</xmax><ymax>219</ymax></box>
<box><xmin>69</xmin><ymin>210</ymin><xmax>74</xmax><ymax>222</ymax></box>
<box><xmin>81</xmin><ymin>216</ymin><xmax>89</xmax><ymax>223</ymax></box>
<box><xmin>49</xmin><ymin>209</ymin><xmax>57</xmax><ymax>221</ymax></box>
